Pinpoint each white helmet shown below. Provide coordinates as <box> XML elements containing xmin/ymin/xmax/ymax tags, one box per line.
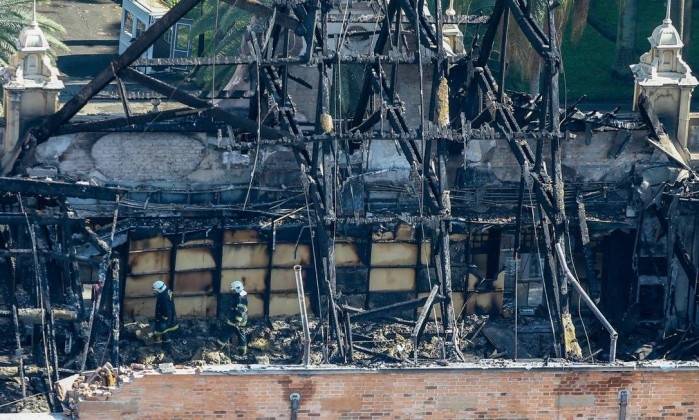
<box><xmin>231</xmin><ymin>280</ymin><xmax>244</xmax><ymax>293</ymax></box>
<box><xmin>152</xmin><ymin>280</ymin><xmax>167</xmax><ymax>294</ymax></box>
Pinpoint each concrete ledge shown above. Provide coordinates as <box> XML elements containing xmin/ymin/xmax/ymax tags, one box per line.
<box><xmin>192</xmin><ymin>359</ymin><xmax>699</xmax><ymax>375</ymax></box>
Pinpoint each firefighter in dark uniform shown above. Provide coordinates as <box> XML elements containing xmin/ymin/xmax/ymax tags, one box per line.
<box><xmin>226</xmin><ymin>280</ymin><xmax>248</xmax><ymax>356</ymax></box>
<box><xmin>152</xmin><ymin>280</ymin><xmax>179</xmax><ymax>343</ymax></box>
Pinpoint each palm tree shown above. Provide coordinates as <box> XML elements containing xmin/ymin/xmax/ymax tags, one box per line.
<box><xmin>188</xmin><ymin>0</ymin><xmax>250</xmax><ymax>95</ymax></box>
<box><xmin>0</xmin><ymin>0</ymin><xmax>67</xmax><ymax>67</ymax></box>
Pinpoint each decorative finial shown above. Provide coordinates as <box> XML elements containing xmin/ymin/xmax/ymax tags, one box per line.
<box><xmin>32</xmin><ymin>0</ymin><xmax>37</xmax><ymax>24</ymax></box>
<box><xmin>665</xmin><ymin>0</ymin><xmax>672</xmax><ymax>24</ymax></box>
<box><xmin>446</xmin><ymin>0</ymin><xmax>456</xmax><ymax>16</ymax></box>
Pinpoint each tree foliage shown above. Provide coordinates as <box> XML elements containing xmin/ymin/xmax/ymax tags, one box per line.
<box><xmin>189</xmin><ymin>0</ymin><xmax>251</xmax><ymax>94</ymax></box>
<box><xmin>0</xmin><ymin>0</ymin><xmax>67</xmax><ymax>66</ymax></box>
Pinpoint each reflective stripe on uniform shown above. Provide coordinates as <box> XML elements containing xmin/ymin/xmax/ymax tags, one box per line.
<box><xmin>153</xmin><ymin>323</ymin><xmax>180</xmax><ymax>335</ymax></box>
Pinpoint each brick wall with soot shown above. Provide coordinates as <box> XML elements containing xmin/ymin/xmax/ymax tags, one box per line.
<box><xmin>78</xmin><ymin>366</ymin><xmax>699</xmax><ymax>419</ymax></box>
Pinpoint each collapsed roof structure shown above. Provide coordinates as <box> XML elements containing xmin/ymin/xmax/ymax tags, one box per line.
<box><xmin>2</xmin><ymin>0</ymin><xmax>699</xmax><ymax>413</ymax></box>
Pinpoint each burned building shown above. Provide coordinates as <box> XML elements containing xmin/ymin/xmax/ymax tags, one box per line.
<box><xmin>3</xmin><ymin>0</ymin><xmax>699</xmax><ymax>417</ymax></box>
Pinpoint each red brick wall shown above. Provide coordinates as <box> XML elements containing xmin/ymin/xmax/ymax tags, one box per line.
<box><xmin>79</xmin><ymin>366</ymin><xmax>699</xmax><ymax>419</ymax></box>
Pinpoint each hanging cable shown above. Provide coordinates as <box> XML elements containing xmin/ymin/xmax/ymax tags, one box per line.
<box><xmin>526</xmin><ymin>183</ymin><xmax>558</xmax><ymax>350</ymax></box>
<box><xmin>566</xmin><ymin>227</ymin><xmax>593</xmax><ymax>358</ymax></box>
<box><xmin>18</xmin><ymin>193</ymin><xmax>55</xmax><ymax>406</ymax></box>
<box><xmin>243</xmin><ymin>33</ymin><xmax>262</xmax><ymax>209</ymax></box>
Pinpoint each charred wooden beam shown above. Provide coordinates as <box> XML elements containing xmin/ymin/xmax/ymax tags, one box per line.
<box><xmin>411</xmin><ymin>284</ymin><xmax>439</xmax><ymax>361</ymax></box>
<box><xmin>0</xmin><ymin>177</ymin><xmax>125</xmax><ymax>201</ymax></box>
<box><xmin>57</xmin><ymin>107</ymin><xmax>211</xmax><ymax>135</ymax></box>
<box><xmin>120</xmin><ymin>68</ymin><xmax>290</xmax><ymax>139</ymax></box>
<box><xmin>131</xmin><ymin>52</ymin><xmax>467</xmax><ymax>67</ymax></box>
<box><xmin>0</xmin><ymin>308</ymin><xmax>78</xmax><ymax>323</ymax></box>
<box><xmin>504</xmin><ymin>0</ymin><xmax>549</xmax><ymax>55</ymax></box>
<box><xmin>352</xmin><ymin>344</ymin><xmax>403</xmax><ymax>362</ymax></box>
<box><xmin>476</xmin><ymin>0</ymin><xmax>505</xmax><ymax>67</ymax></box>
<box><xmin>342</xmin><ymin>294</ymin><xmax>445</xmax><ymax>322</ymax></box>
<box><xmin>33</xmin><ymin>0</ymin><xmax>205</xmax><ymax>142</ymax></box>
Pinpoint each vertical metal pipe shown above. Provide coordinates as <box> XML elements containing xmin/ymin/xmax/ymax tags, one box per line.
<box><xmin>555</xmin><ymin>243</ymin><xmax>618</xmax><ymax>362</ymax></box>
<box><xmin>11</xmin><ymin>304</ymin><xmax>26</xmax><ymax>397</ymax></box>
<box><xmin>111</xmin><ymin>257</ymin><xmax>120</xmax><ymax>380</ymax></box>
<box><xmin>294</xmin><ymin>265</ymin><xmax>311</xmax><ymax>366</ymax></box>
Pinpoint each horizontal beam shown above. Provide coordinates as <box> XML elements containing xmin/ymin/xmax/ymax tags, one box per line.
<box><xmin>0</xmin><ymin>177</ymin><xmax>125</xmax><ymax>200</ymax></box>
<box><xmin>343</xmin><ymin>294</ymin><xmax>445</xmax><ymax>322</ymax></box>
<box><xmin>0</xmin><ymin>308</ymin><xmax>78</xmax><ymax>323</ymax></box>
<box><xmin>131</xmin><ymin>52</ymin><xmax>468</xmax><ymax>68</ymax></box>
<box><xmin>120</xmin><ymin>68</ymin><xmax>290</xmax><ymax>139</ymax></box>
<box><xmin>57</xmin><ymin>107</ymin><xmax>210</xmax><ymax>134</ymax></box>
<box><xmin>325</xmin><ymin>14</ymin><xmax>488</xmax><ymax>24</ymax></box>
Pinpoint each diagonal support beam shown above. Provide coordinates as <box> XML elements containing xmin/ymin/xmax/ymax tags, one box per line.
<box><xmin>32</xmin><ymin>0</ymin><xmax>205</xmax><ymax>142</ymax></box>
<box><xmin>120</xmin><ymin>68</ymin><xmax>289</xmax><ymax>139</ymax></box>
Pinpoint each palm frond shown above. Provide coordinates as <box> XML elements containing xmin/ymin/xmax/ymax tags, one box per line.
<box><xmin>0</xmin><ymin>0</ymin><xmax>67</xmax><ymax>65</ymax></box>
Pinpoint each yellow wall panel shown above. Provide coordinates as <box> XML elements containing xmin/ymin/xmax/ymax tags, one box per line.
<box><xmin>418</xmin><ymin>292</ymin><xmax>465</xmax><ymax>321</ymax></box>
<box><xmin>130</xmin><ymin>236</ymin><xmax>172</xmax><ymax>251</ymax></box>
<box><xmin>173</xmin><ymin>295</ymin><xmax>217</xmax><ymax>318</ymax></box>
<box><xmin>270</xmin><ymin>268</ymin><xmax>308</xmax><ymax>291</ymax></box>
<box><xmin>247</xmin><ymin>294</ymin><xmax>264</xmax><ymax>318</ymax></box>
<box><xmin>222</xmin><ymin>244</ymin><xmax>269</xmax><ymax>268</ymax></box>
<box><xmin>175</xmin><ymin>248</ymin><xmax>215</xmax><ymax>271</ymax></box>
<box><xmin>371</xmin><ymin>243</ymin><xmax>418</xmax><ymax>266</ymax></box>
<box><xmin>123</xmin><ymin>297</ymin><xmax>155</xmax><ymax>321</ymax></box>
<box><xmin>269</xmin><ymin>293</ymin><xmax>311</xmax><ymax>317</ymax></box>
<box><xmin>125</xmin><ymin>274</ymin><xmax>169</xmax><ymax>298</ymax></box>
<box><xmin>395</xmin><ymin>224</ymin><xmax>415</xmax><ymax>241</ymax></box>
<box><xmin>272</xmin><ymin>244</ymin><xmax>311</xmax><ymax>266</ymax></box>
<box><xmin>128</xmin><ymin>250</ymin><xmax>169</xmax><ymax>275</ymax></box>
<box><xmin>335</xmin><ymin>243</ymin><xmax>362</xmax><ymax>266</ymax></box>
<box><xmin>369</xmin><ymin>268</ymin><xmax>416</xmax><ymax>291</ymax></box>
<box><xmin>221</xmin><ymin>269</ymin><xmax>267</xmax><ymax>293</ymax></box>
<box><xmin>174</xmin><ymin>271</ymin><xmax>213</xmax><ymax>294</ymax></box>
<box><xmin>419</xmin><ymin>241</ymin><xmax>431</xmax><ymax>265</ymax></box>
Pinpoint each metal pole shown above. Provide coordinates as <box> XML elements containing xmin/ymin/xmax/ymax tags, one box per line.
<box><xmin>555</xmin><ymin>243</ymin><xmax>618</xmax><ymax>362</ymax></box>
<box><xmin>294</xmin><ymin>265</ymin><xmax>311</xmax><ymax>366</ymax></box>
<box><xmin>111</xmin><ymin>257</ymin><xmax>120</xmax><ymax>382</ymax></box>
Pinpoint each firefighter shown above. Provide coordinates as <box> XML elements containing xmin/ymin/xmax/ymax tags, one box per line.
<box><xmin>152</xmin><ymin>280</ymin><xmax>179</xmax><ymax>343</ymax></box>
<box><xmin>226</xmin><ymin>280</ymin><xmax>248</xmax><ymax>356</ymax></box>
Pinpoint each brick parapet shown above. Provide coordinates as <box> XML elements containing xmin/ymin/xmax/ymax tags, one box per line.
<box><xmin>79</xmin><ymin>362</ymin><xmax>699</xmax><ymax>419</ymax></box>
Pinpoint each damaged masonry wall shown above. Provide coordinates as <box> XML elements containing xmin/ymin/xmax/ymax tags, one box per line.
<box><xmin>78</xmin><ymin>363</ymin><xmax>699</xmax><ymax>419</ymax></box>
